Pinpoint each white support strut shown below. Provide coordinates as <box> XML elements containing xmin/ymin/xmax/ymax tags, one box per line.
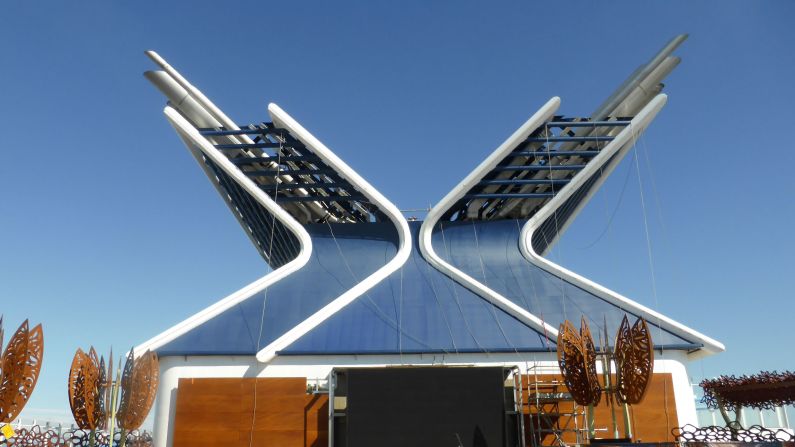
<box><xmin>135</xmin><ymin>106</ymin><xmax>314</xmax><ymax>354</ymax></box>
<box><xmin>519</xmin><ymin>94</ymin><xmax>725</xmax><ymax>357</ymax></box>
<box><xmin>255</xmin><ymin>103</ymin><xmax>412</xmax><ymax>363</ymax></box>
<box><xmin>419</xmin><ymin>97</ymin><xmax>562</xmax><ymax>340</ymax></box>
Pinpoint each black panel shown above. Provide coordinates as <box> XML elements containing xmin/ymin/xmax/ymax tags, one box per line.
<box><xmin>345</xmin><ymin>367</ymin><xmax>506</xmax><ymax>447</ymax></box>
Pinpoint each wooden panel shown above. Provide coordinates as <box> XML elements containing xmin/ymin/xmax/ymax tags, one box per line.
<box><xmin>523</xmin><ymin>373</ymin><xmax>677</xmax><ymax>444</ymax></box>
<box><xmin>173</xmin><ymin>378</ymin><xmax>328</xmax><ymax>447</ymax></box>
<box><xmin>625</xmin><ymin>373</ymin><xmax>678</xmax><ymax>443</ymax></box>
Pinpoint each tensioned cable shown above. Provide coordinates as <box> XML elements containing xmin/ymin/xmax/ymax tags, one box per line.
<box><xmin>629</xmin><ymin>124</ymin><xmax>664</xmax><ymax>342</ymax></box>
<box><xmin>629</xmin><ymin>121</ymin><xmax>673</xmax><ymax>434</ymax></box>
<box><xmin>248</xmin><ymin>137</ymin><xmax>284</xmax><ymax>447</ymax></box>
<box><xmin>545</xmin><ymin>124</ymin><xmax>569</xmax><ymax>324</ymax></box>
<box><xmin>513</xmin><ymin>219</ymin><xmax>552</xmax><ymax>349</ymax></box>
<box><xmin>469</xmin><ymin>220</ymin><xmax>526</xmax><ymax>363</ymax></box>
<box><xmin>640</xmin><ymin>134</ymin><xmax>668</xmax><ymax>238</ymax></box>
<box><xmin>574</xmin><ymin>151</ymin><xmax>635</xmax><ymax>250</ymax></box>
<box><xmin>402</xmin><ymin>236</ymin><xmax>459</xmax><ymax>355</ymax></box>
<box><xmin>325</xmin><ymin>221</ymin><xmax>452</xmax><ymax>354</ymax></box>
<box><xmin>438</xmin><ymin>222</ymin><xmax>486</xmax><ymax>352</ymax></box>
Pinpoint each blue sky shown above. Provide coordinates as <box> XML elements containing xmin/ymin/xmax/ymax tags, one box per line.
<box><xmin>1</xmin><ymin>0</ymin><xmax>793</xmax><ymax>424</ymax></box>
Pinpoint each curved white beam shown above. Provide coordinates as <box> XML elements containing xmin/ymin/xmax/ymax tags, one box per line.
<box><xmin>145</xmin><ymin>51</ymin><xmax>332</xmax><ymax>224</ymax></box>
<box><xmin>255</xmin><ymin>103</ymin><xmax>412</xmax><ymax>363</ymax></box>
<box><xmin>134</xmin><ymin>106</ymin><xmax>313</xmax><ymax>354</ymax></box>
<box><xmin>519</xmin><ymin>94</ymin><xmax>725</xmax><ymax>357</ymax></box>
<box><xmin>419</xmin><ymin>97</ymin><xmax>562</xmax><ymax>340</ymax></box>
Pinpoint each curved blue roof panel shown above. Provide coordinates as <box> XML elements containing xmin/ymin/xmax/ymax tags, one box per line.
<box><xmin>156</xmin><ymin>219</ymin><xmax>698</xmax><ymax>357</ymax></box>
<box><xmin>433</xmin><ymin>219</ymin><xmax>694</xmax><ymax>347</ymax></box>
<box><xmin>156</xmin><ymin>223</ymin><xmax>399</xmax><ymax>356</ymax></box>
<box><xmin>283</xmin><ymin>222</ymin><xmax>554</xmax><ymax>355</ymax></box>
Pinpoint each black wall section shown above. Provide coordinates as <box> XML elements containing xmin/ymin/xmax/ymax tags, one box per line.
<box><xmin>345</xmin><ymin>367</ymin><xmax>506</xmax><ymax>447</ymax></box>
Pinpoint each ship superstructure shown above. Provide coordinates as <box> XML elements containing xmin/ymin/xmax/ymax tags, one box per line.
<box><xmin>138</xmin><ymin>35</ymin><xmax>723</xmax><ymax>447</ymax></box>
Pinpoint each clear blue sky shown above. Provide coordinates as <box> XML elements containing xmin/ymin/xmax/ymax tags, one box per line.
<box><xmin>1</xmin><ymin>0</ymin><xmax>793</xmax><ymax>424</ymax></box>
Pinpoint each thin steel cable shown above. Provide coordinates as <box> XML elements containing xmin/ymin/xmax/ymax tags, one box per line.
<box><xmin>640</xmin><ymin>133</ymin><xmax>669</xmax><ymax>238</ymax></box>
<box><xmin>574</xmin><ymin>153</ymin><xmax>635</xmax><ymax>250</ymax></box>
<box><xmin>248</xmin><ymin>138</ymin><xmax>284</xmax><ymax>447</ymax></box>
<box><xmin>469</xmin><ymin>220</ymin><xmax>525</xmax><ymax>362</ymax></box>
<box><xmin>629</xmin><ymin>124</ymin><xmax>664</xmax><ymax>343</ymax></box>
<box><xmin>629</xmin><ymin>122</ymin><xmax>673</xmax><ymax>434</ymax></box>
<box><xmin>514</xmin><ymin>219</ymin><xmax>552</xmax><ymax>349</ymax></box>
<box><xmin>544</xmin><ymin>125</ymin><xmax>568</xmax><ymax>322</ymax></box>
<box><xmin>325</xmin><ymin>221</ymin><xmax>452</xmax><ymax>354</ymax></box>
<box><xmin>414</xmin><ymin>246</ymin><xmax>460</xmax><ymax>355</ymax></box>
<box><xmin>439</xmin><ymin>223</ymin><xmax>486</xmax><ymax>352</ymax></box>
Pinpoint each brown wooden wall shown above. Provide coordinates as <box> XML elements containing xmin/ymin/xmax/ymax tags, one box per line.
<box><xmin>523</xmin><ymin>373</ymin><xmax>678</xmax><ymax>444</ymax></box>
<box><xmin>172</xmin><ymin>373</ymin><xmax>677</xmax><ymax>446</ymax></box>
<box><xmin>172</xmin><ymin>378</ymin><xmax>328</xmax><ymax>447</ymax></box>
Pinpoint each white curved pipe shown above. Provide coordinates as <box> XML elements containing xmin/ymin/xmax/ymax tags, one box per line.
<box><xmin>255</xmin><ymin>104</ymin><xmax>412</xmax><ymax>363</ymax></box>
<box><xmin>419</xmin><ymin>97</ymin><xmax>562</xmax><ymax>340</ymax></box>
<box><xmin>519</xmin><ymin>94</ymin><xmax>725</xmax><ymax>357</ymax></box>
<box><xmin>134</xmin><ymin>106</ymin><xmax>314</xmax><ymax>354</ymax></box>
<box><xmin>144</xmin><ymin>51</ymin><xmax>332</xmax><ymax>223</ymax></box>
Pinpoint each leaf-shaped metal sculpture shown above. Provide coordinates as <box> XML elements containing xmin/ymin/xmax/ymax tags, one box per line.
<box><xmin>0</xmin><ymin>320</ymin><xmax>44</xmax><ymax>423</ymax></box>
<box><xmin>117</xmin><ymin>349</ymin><xmax>159</xmax><ymax>431</ymax></box>
<box><xmin>68</xmin><ymin>349</ymin><xmax>98</xmax><ymax>429</ymax></box>
<box><xmin>580</xmin><ymin>317</ymin><xmax>602</xmax><ymax>406</ymax></box>
<box><xmin>116</xmin><ymin>349</ymin><xmax>135</xmax><ymax>428</ymax></box>
<box><xmin>97</xmin><ymin>354</ymin><xmax>109</xmax><ymax>430</ymax></box>
<box><xmin>558</xmin><ymin>320</ymin><xmax>600</xmax><ymax>406</ymax></box>
<box><xmin>68</xmin><ymin>346</ymin><xmax>112</xmax><ymax>431</ymax></box>
<box><xmin>614</xmin><ymin>316</ymin><xmax>654</xmax><ymax>404</ymax></box>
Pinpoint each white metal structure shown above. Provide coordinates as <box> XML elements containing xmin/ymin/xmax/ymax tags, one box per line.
<box><xmin>419</xmin><ymin>97</ymin><xmax>562</xmax><ymax>340</ymax></box>
<box><xmin>138</xmin><ymin>34</ymin><xmax>725</xmax><ymax>447</ymax></box>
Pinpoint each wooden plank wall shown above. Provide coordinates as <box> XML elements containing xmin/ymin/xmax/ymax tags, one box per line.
<box><xmin>523</xmin><ymin>373</ymin><xmax>678</xmax><ymax>444</ymax></box>
<box><xmin>172</xmin><ymin>373</ymin><xmax>677</xmax><ymax>446</ymax></box>
<box><xmin>172</xmin><ymin>378</ymin><xmax>328</xmax><ymax>447</ymax></box>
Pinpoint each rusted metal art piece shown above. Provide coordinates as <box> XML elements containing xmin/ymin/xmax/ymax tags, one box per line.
<box><xmin>672</xmin><ymin>423</ymin><xmax>795</xmax><ymax>443</ymax></box>
<box><xmin>579</xmin><ymin>317</ymin><xmax>602</xmax><ymax>406</ymax></box>
<box><xmin>0</xmin><ymin>319</ymin><xmax>44</xmax><ymax>423</ymax></box>
<box><xmin>614</xmin><ymin>315</ymin><xmax>654</xmax><ymax>404</ymax></box>
<box><xmin>557</xmin><ymin>320</ymin><xmax>600</xmax><ymax>406</ymax></box>
<box><xmin>68</xmin><ymin>348</ymin><xmax>102</xmax><ymax>430</ymax></box>
<box><xmin>97</xmin><ymin>355</ymin><xmax>109</xmax><ymax>430</ymax></box>
<box><xmin>116</xmin><ymin>349</ymin><xmax>159</xmax><ymax>432</ymax></box>
<box><xmin>700</xmin><ymin>370</ymin><xmax>795</xmax><ymax>411</ymax></box>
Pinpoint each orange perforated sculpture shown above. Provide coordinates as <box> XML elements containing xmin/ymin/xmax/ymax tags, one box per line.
<box><xmin>614</xmin><ymin>315</ymin><xmax>654</xmax><ymax>405</ymax></box>
<box><xmin>0</xmin><ymin>318</ymin><xmax>44</xmax><ymax>424</ymax></box>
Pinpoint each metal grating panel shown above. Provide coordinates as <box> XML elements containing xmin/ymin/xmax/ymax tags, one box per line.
<box><xmin>441</xmin><ymin>117</ymin><xmax>631</xmax><ymax>223</ymax></box>
<box><xmin>199</xmin><ymin>123</ymin><xmax>380</xmax><ymax>224</ymax></box>
<box><xmin>202</xmin><ymin>155</ymin><xmax>302</xmax><ymax>269</ymax></box>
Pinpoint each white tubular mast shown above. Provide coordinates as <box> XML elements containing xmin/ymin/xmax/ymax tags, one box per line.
<box><xmin>144</xmin><ymin>51</ymin><xmax>335</xmax><ymax>224</ymax></box>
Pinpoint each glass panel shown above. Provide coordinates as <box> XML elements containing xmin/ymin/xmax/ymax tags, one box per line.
<box><xmin>742</xmin><ymin>408</ymin><xmax>762</xmax><ymax>427</ymax></box>
<box><xmin>761</xmin><ymin>409</ymin><xmax>779</xmax><ymax>427</ymax></box>
<box><xmin>697</xmin><ymin>408</ymin><xmax>717</xmax><ymax>427</ymax></box>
